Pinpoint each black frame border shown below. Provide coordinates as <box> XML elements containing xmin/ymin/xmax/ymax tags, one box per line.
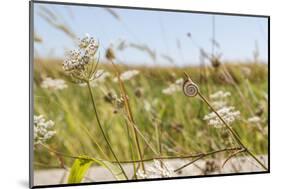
<box><xmin>29</xmin><ymin>0</ymin><xmax>270</xmax><ymax>188</ymax></box>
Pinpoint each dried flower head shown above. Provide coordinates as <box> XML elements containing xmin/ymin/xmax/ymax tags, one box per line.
<box><xmin>63</xmin><ymin>35</ymin><xmax>99</xmax><ymax>82</ymax></box>
<box><xmin>34</xmin><ymin>115</ymin><xmax>56</xmax><ymax>145</ymax></box>
<box><xmin>210</xmin><ymin>56</ymin><xmax>221</xmax><ymax>68</ymax></box>
<box><xmin>115</xmin><ymin>97</ymin><xmax>125</xmax><ymax>109</ymax></box>
<box><xmin>41</xmin><ymin>77</ymin><xmax>68</xmax><ymax>90</ymax></box>
<box><xmin>137</xmin><ymin>160</ymin><xmax>174</xmax><ymax>179</ymax></box>
<box><xmin>104</xmin><ymin>91</ymin><xmax>117</xmax><ymax>104</ymax></box>
<box><xmin>204</xmin><ymin>106</ymin><xmax>240</xmax><ymax>128</ymax></box>
<box><xmin>105</xmin><ymin>47</ymin><xmax>116</xmax><ymax>60</ymax></box>
<box><xmin>134</xmin><ymin>87</ymin><xmax>144</xmax><ymax>98</ymax></box>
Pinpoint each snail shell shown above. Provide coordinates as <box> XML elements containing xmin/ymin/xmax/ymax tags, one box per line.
<box><xmin>183</xmin><ymin>80</ymin><xmax>199</xmax><ymax>97</ymax></box>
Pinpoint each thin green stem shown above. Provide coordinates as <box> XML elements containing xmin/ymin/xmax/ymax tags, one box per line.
<box><xmin>80</xmin><ymin>125</ymin><xmax>109</xmax><ymax>160</ymax></box>
<box><xmin>154</xmin><ymin>121</ymin><xmax>163</xmax><ymax>167</ymax></box>
<box><xmin>42</xmin><ymin>142</ymin><xmax>249</xmax><ymax>175</ymax></box>
<box><xmin>174</xmin><ymin>155</ymin><xmax>204</xmax><ymax>172</ymax></box>
<box><xmin>112</xmin><ymin>147</ymin><xmax>241</xmax><ymax>164</ymax></box>
<box><xmin>173</xmin><ymin>147</ymin><xmax>242</xmax><ymax>172</ymax></box>
<box><xmin>86</xmin><ymin>81</ymin><xmax>128</xmax><ymax>179</ymax></box>
<box><xmin>125</xmin><ymin>121</ymin><xmax>137</xmax><ymax>179</ymax></box>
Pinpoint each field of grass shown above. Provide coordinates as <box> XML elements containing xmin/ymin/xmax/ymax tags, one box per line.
<box><xmin>33</xmin><ymin>58</ymin><xmax>268</xmax><ymax>170</ymax></box>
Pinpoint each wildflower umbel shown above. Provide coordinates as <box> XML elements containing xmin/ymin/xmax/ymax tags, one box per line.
<box><xmin>34</xmin><ymin>115</ymin><xmax>56</xmax><ymax>145</ymax></box>
<box><xmin>210</xmin><ymin>91</ymin><xmax>231</xmax><ymax>99</ymax></box>
<box><xmin>41</xmin><ymin>77</ymin><xmax>68</xmax><ymax>90</ymax></box>
<box><xmin>113</xmin><ymin>69</ymin><xmax>140</xmax><ymax>82</ymax></box>
<box><xmin>209</xmin><ymin>90</ymin><xmax>231</xmax><ymax>109</ymax></box>
<box><xmin>162</xmin><ymin>78</ymin><xmax>184</xmax><ymax>95</ymax></box>
<box><xmin>63</xmin><ymin>35</ymin><xmax>99</xmax><ymax>82</ymax></box>
<box><xmin>137</xmin><ymin>160</ymin><xmax>173</xmax><ymax>179</ymax></box>
<box><xmin>204</xmin><ymin>106</ymin><xmax>240</xmax><ymax>128</ymax></box>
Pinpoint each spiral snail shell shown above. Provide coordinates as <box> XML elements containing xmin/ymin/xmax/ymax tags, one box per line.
<box><xmin>183</xmin><ymin>79</ymin><xmax>199</xmax><ymax>97</ymax></box>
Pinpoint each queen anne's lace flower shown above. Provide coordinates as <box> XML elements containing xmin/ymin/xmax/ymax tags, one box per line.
<box><xmin>210</xmin><ymin>91</ymin><xmax>231</xmax><ymax>99</ymax></box>
<box><xmin>162</xmin><ymin>78</ymin><xmax>183</xmax><ymax>95</ymax></box>
<box><xmin>175</xmin><ymin>78</ymin><xmax>184</xmax><ymax>85</ymax></box>
<box><xmin>136</xmin><ymin>160</ymin><xmax>174</xmax><ymax>179</ymax></box>
<box><xmin>41</xmin><ymin>77</ymin><xmax>68</xmax><ymax>90</ymax></box>
<box><xmin>162</xmin><ymin>84</ymin><xmax>181</xmax><ymax>95</ymax></box>
<box><xmin>63</xmin><ymin>36</ymin><xmax>98</xmax><ymax>73</ymax></box>
<box><xmin>113</xmin><ymin>70</ymin><xmax>140</xmax><ymax>82</ymax></box>
<box><xmin>63</xmin><ymin>50</ymin><xmax>85</xmax><ymax>72</ymax></box>
<box><xmin>34</xmin><ymin>115</ymin><xmax>56</xmax><ymax>145</ymax></box>
<box><xmin>204</xmin><ymin>106</ymin><xmax>240</xmax><ymax>128</ymax></box>
<box><xmin>209</xmin><ymin>90</ymin><xmax>231</xmax><ymax>109</ymax></box>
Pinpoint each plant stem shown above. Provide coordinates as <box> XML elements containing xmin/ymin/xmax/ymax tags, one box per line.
<box><xmin>110</xmin><ymin>61</ymin><xmax>146</xmax><ymax>173</ymax></box>
<box><xmin>81</xmin><ymin>125</ymin><xmax>109</xmax><ymax>160</ymax></box>
<box><xmin>197</xmin><ymin>91</ymin><xmax>268</xmax><ymax>171</ymax></box>
<box><xmin>86</xmin><ymin>81</ymin><xmax>128</xmax><ymax>179</ymax></box>
<box><xmin>111</xmin><ymin>147</ymin><xmax>241</xmax><ymax>164</ymax></box>
<box><xmin>125</xmin><ymin>121</ymin><xmax>137</xmax><ymax>179</ymax></box>
<box><xmin>43</xmin><ymin>142</ymin><xmax>254</xmax><ymax>176</ymax></box>
<box><xmin>174</xmin><ymin>155</ymin><xmax>204</xmax><ymax>172</ymax></box>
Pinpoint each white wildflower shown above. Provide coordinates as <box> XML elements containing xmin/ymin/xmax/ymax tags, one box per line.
<box><xmin>113</xmin><ymin>70</ymin><xmax>139</xmax><ymax>82</ymax></box>
<box><xmin>63</xmin><ymin>49</ymin><xmax>86</xmax><ymax>72</ymax></box>
<box><xmin>211</xmin><ymin>100</ymin><xmax>227</xmax><ymax>109</ymax></box>
<box><xmin>137</xmin><ymin>160</ymin><xmax>174</xmax><ymax>179</ymax></box>
<box><xmin>247</xmin><ymin>116</ymin><xmax>261</xmax><ymax>124</ymax></box>
<box><xmin>78</xmin><ymin>35</ymin><xmax>99</xmax><ymax>55</ymax></box>
<box><xmin>209</xmin><ymin>90</ymin><xmax>231</xmax><ymax>109</ymax></box>
<box><xmin>162</xmin><ymin>78</ymin><xmax>183</xmax><ymax>95</ymax></box>
<box><xmin>34</xmin><ymin>115</ymin><xmax>56</xmax><ymax>145</ymax></box>
<box><xmin>63</xmin><ymin>35</ymin><xmax>98</xmax><ymax>73</ymax></box>
<box><xmin>175</xmin><ymin>78</ymin><xmax>184</xmax><ymax>85</ymax></box>
<box><xmin>204</xmin><ymin>106</ymin><xmax>240</xmax><ymax>128</ymax></box>
<box><xmin>210</xmin><ymin>91</ymin><xmax>231</xmax><ymax>100</ymax></box>
<box><xmin>41</xmin><ymin>77</ymin><xmax>68</xmax><ymax>90</ymax></box>
<box><xmin>162</xmin><ymin>84</ymin><xmax>181</xmax><ymax>95</ymax></box>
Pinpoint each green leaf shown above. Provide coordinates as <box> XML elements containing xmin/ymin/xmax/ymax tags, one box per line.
<box><xmin>67</xmin><ymin>156</ymin><xmax>93</xmax><ymax>184</ymax></box>
<box><xmin>67</xmin><ymin>155</ymin><xmax>127</xmax><ymax>183</ymax></box>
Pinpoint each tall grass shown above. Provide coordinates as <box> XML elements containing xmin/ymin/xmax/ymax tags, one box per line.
<box><xmin>34</xmin><ymin>58</ymin><xmax>268</xmax><ymax>169</ymax></box>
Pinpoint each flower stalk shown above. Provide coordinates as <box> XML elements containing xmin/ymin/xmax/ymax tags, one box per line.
<box><xmin>86</xmin><ymin>80</ymin><xmax>128</xmax><ymax>179</ymax></box>
<box><xmin>110</xmin><ymin>60</ymin><xmax>146</xmax><ymax>174</ymax></box>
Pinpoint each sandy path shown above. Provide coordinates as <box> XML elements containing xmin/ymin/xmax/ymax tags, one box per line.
<box><xmin>34</xmin><ymin>155</ymin><xmax>268</xmax><ymax>186</ymax></box>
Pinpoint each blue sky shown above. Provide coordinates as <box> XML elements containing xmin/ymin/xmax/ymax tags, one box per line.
<box><xmin>34</xmin><ymin>3</ymin><xmax>268</xmax><ymax>66</ymax></box>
